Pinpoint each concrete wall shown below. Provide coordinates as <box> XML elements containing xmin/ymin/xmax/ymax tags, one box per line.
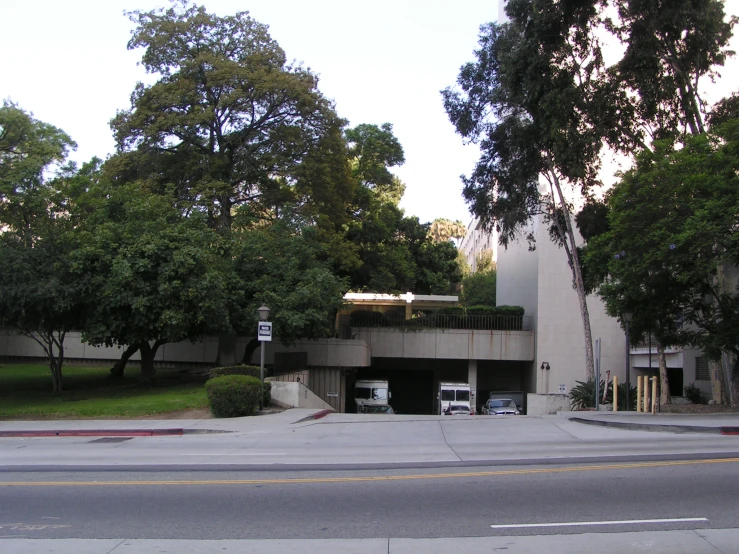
<box><xmin>266</xmin><ymin>381</ymin><xmax>334</xmax><ymax>411</ymax></box>
<box><xmin>496</xmin><ymin>222</ymin><xmax>539</xmax><ymax>326</ymax></box>
<box><xmin>0</xmin><ymin>332</ymin><xmax>371</xmax><ymax>368</ymax></box>
<box><xmin>497</xmin><ymin>216</ymin><xmax>627</xmax><ymax>396</ymax></box>
<box><xmin>526</xmin><ymin>393</ymin><xmax>570</xmax><ymax>416</ymax></box>
<box><xmin>352</xmin><ymin>328</ymin><xmax>534</xmax><ymax>361</ymax></box>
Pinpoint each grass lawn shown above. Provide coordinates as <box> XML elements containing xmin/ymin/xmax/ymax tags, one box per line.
<box><xmin>0</xmin><ymin>363</ymin><xmax>209</xmax><ymax>419</ymax></box>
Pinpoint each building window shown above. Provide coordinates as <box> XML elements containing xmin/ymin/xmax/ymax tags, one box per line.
<box><xmin>696</xmin><ymin>357</ymin><xmax>709</xmax><ymax>381</ymax></box>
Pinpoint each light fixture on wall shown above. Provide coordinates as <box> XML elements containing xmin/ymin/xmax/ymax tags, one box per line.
<box><xmin>540</xmin><ymin>362</ymin><xmax>550</xmax><ymax>371</ymax></box>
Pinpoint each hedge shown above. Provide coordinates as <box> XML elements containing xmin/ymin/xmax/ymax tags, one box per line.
<box><xmin>208</xmin><ymin>365</ymin><xmax>271</xmax><ymax>407</ymax></box>
<box><xmin>205</xmin><ymin>375</ymin><xmax>262</xmax><ymax>418</ymax></box>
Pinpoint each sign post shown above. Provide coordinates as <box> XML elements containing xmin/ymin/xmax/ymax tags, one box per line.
<box><xmin>256</xmin><ymin>306</ymin><xmax>271</xmax><ymax>411</ymax></box>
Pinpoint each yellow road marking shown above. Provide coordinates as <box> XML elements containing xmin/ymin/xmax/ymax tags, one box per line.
<box><xmin>2</xmin><ymin>458</ymin><xmax>738</xmax><ymax>487</ymax></box>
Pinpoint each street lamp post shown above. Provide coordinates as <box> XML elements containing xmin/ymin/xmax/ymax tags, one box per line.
<box><xmin>623</xmin><ymin>312</ymin><xmax>633</xmax><ymax>411</ymax></box>
<box><xmin>257</xmin><ymin>304</ymin><xmax>271</xmax><ymax>411</ymax></box>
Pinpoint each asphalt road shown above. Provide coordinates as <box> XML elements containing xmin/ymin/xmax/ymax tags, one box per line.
<box><xmin>1</xmin><ymin>459</ymin><xmax>738</xmax><ymax>540</ymax></box>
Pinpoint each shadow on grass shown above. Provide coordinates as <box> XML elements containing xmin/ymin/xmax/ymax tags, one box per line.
<box><xmin>0</xmin><ymin>363</ymin><xmax>210</xmax><ymax>418</ymax></box>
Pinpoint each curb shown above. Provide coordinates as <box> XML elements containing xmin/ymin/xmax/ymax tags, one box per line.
<box><xmin>569</xmin><ymin>417</ymin><xmax>724</xmax><ymax>435</ymax></box>
<box><xmin>292</xmin><ymin>409</ymin><xmax>334</xmax><ymax>424</ymax></box>
<box><xmin>0</xmin><ymin>429</ymin><xmax>185</xmax><ymax>438</ymax></box>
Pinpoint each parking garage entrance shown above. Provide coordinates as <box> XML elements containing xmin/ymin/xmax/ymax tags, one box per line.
<box><xmin>345</xmin><ymin>358</ymin><xmax>533</xmax><ymax>415</ymax></box>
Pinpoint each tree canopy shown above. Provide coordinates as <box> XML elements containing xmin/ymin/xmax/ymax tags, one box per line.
<box><xmin>110</xmin><ymin>2</ymin><xmax>353</xmax><ymax>231</ymax></box>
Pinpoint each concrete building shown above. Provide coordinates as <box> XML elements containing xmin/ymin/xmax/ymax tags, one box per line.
<box><xmin>459</xmin><ymin>217</ymin><xmax>497</xmax><ymax>273</ymax></box>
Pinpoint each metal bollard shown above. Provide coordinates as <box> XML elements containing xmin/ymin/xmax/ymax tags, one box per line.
<box><xmin>644</xmin><ymin>375</ymin><xmax>650</xmax><ymax>413</ymax></box>
<box><xmin>637</xmin><ymin>376</ymin><xmax>642</xmax><ymax>412</ymax></box>
<box><xmin>613</xmin><ymin>375</ymin><xmax>618</xmax><ymax>412</ymax></box>
<box><xmin>651</xmin><ymin>377</ymin><xmax>657</xmax><ymax>415</ymax></box>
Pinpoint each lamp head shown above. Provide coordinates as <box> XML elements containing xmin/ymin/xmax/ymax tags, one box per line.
<box><xmin>258</xmin><ymin>304</ymin><xmax>270</xmax><ymax>321</ymax></box>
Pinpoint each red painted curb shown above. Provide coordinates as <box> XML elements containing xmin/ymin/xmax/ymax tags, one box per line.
<box><xmin>720</xmin><ymin>427</ymin><xmax>739</xmax><ymax>435</ymax></box>
<box><xmin>312</xmin><ymin>409</ymin><xmax>333</xmax><ymax>420</ymax></box>
<box><xmin>0</xmin><ymin>429</ymin><xmax>184</xmax><ymax>438</ymax></box>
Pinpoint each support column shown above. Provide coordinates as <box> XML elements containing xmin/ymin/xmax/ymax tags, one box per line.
<box><xmin>468</xmin><ymin>359</ymin><xmax>478</xmax><ymax>414</ymax></box>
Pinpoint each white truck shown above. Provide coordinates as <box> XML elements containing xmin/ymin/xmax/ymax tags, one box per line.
<box><xmin>354</xmin><ymin>380</ymin><xmax>391</xmax><ymax>413</ymax></box>
<box><xmin>438</xmin><ymin>382</ymin><xmax>472</xmax><ymax>414</ymax></box>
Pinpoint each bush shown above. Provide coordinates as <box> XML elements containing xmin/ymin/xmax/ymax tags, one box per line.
<box><xmin>205</xmin><ymin>375</ymin><xmax>262</xmax><ymax>418</ymax></box>
<box><xmin>436</xmin><ymin>306</ymin><xmax>466</xmax><ymax>316</ymax></box>
<box><xmin>465</xmin><ymin>305</ymin><xmax>496</xmax><ymax>316</ymax></box>
<box><xmin>614</xmin><ymin>381</ymin><xmax>638</xmax><ymax>411</ymax></box>
<box><xmin>209</xmin><ymin>365</ymin><xmax>261</xmax><ymax>379</ymax></box>
<box><xmin>208</xmin><ymin>366</ymin><xmax>271</xmax><ymax>407</ymax></box>
<box><xmin>570</xmin><ymin>379</ymin><xmax>607</xmax><ymax>410</ymax></box>
<box><xmin>684</xmin><ymin>382</ymin><xmax>705</xmax><ymax>404</ymax></box>
<box><xmin>494</xmin><ymin>305</ymin><xmax>525</xmax><ymax>317</ymax></box>
<box><xmin>262</xmin><ymin>380</ymin><xmax>272</xmax><ymax>407</ymax></box>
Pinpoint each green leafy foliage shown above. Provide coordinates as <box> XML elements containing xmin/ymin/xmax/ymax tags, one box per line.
<box><xmin>460</xmin><ymin>269</ymin><xmax>496</xmax><ymax>307</ymax></box>
<box><xmin>205</xmin><ymin>375</ymin><xmax>261</xmax><ymax>418</ymax></box>
<box><xmin>209</xmin><ymin>365</ymin><xmax>271</xmax><ymax>406</ymax></box>
<box><xmin>569</xmin><ymin>379</ymin><xmax>636</xmax><ymax>411</ymax></box>
<box><xmin>72</xmin><ymin>181</ymin><xmax>239</xmax><ymax>380</ymax></box>
<box><xmin>111</xmin><ymin>2</ymin><xmax>352</xmax><ymax>231</ymax></box>
<box><xmin>569</xmin><ymin>379</ymin><xmax>608</xmax><ymax>410</ymax></box>
<box><xmin>684</xmin><ymin>383</ymin><xmax>705</xmax><ymax>405</ymax></box>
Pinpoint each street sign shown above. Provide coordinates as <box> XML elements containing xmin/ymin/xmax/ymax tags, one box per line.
<box><xmin>257</xmin><ymin>322</ymin><xmax>272</xmax><ymax>342</ymax></box>
<box><xmin>326</xmin><ymin>392</ymin><xmax>338</xmax><ymax>398</ymax></box>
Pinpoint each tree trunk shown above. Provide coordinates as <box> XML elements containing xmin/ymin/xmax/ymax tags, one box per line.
<box><xmin>109</xmin><ymin>344</ymin><xmax>139</xmax><ymax>379</ymax></box>
<box><xmin>138</xmin><ymin>341</ymin><xmax>164</xmax><ymax>384</ymax></box>
<box><xmin>27</xmin><ymin>330</ymin><xmax>66</xmax><ymax>393</ymax></box>
<box><xmin>709</xmin><ymin>358</ymin><xmax>728</xmax><ymax>404</ymax></box>
<box><xmin>548</xmin><ymin>162</ymin><xmax>595</xmax><ymax>381</ymax></box>
<box><xmin>656</xmin><ymin>342</ymin><xmax>670</xmax><ymax>406</ymax></box>
<box><xmin>241</xmin><ymin>338</ymin><xmax>260</xmax><ymax>366</ymax></box>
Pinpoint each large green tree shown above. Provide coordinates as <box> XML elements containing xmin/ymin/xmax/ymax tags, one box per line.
<box><xmin>0</xmin><ymin>103</ymin><xmax>80</xmax><ymax>392</ymax></box>
<box><xmin>110</xmin><ymin>2</ymin><xmax>353</xmax><ymax>231</ymax></box>
<box><xmin>586</xmin><ymin>119</ymin><xmax>739</xmax><ymax>405</ymax></box>
<box><xmin>443</xmin><ymin>1</ymin><xmax>609</xmax><ymax>380</ymax></box>
<box><xmin>73</xmin><ymin>182</ymin><xmax>238</xmax><ymax>382</ymax></box>
<box><xmin>234</xmin><ymin>222</ymin><xmax>349</xmax><ymax>364</ymax></box>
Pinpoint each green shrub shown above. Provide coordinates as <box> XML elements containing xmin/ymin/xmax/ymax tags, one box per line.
<box><xmin>209</xmin><ymin>365</ymin><xmax>262</xmax><ymax>379</ymax></box>
<box><xmin>263</xmin><ymin>380</ymin><xmax>272</xmax><ymax>407</ymax></box>
<box><xmin>208</xmin><ymin>366</ymin><xmax>271</xmax><ymax>406</ymax></box>
<box><xmin>614</xmin><ymin>381</ymin><xmax>638</xmax><ymax>411</ymax></box>
<box><xmin>205</xmin><ymin>375</ymin><xmax>261</xmax><ymax>418</ymax></box>
<box><xmin>570</xmin><ymin>379</ymin><xmax>608</xmax><ymax>410</ymax></box>
<box><xmin>436</xmin><ymin>306</ymin><xmax>466</xmax><ymax>316</ymax></box>
<box><xmin>684</xmin><ymin>382</ymin><xmax>705</xmax><ymax>404</ymax></box>
<box><xmin>494</xmin><ymin>305</ymin><xmax>525</xmax><ymax>317</ymax></box>
<box><xmin>465</xmin><ymin>305</ymin><xmax>496</xmax><ymax>316</ymax></box>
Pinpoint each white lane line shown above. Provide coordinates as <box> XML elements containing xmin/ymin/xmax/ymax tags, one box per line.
<box><xmin>491</xmin><ymin>517</ymin><xmax>708</xmax><ymax>529</ymax></box>
<box><xmin>182</xmin><ymin>453</ymin><xmax>288</xmax><ymax>456</ymax></box>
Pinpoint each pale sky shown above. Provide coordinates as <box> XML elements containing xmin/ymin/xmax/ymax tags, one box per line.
<box><xmin>2</xmin><ymin>1</ymin><xmax>738</xmax><ymax>225</ymax></box>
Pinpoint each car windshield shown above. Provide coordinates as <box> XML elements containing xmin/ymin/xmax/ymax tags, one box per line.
<box><xmin>491</xmin><ymin>400</ymin><xmax>516</xmax><ymax>408</ymax></box>
<box><xmin>450</xmin><ymin>405</ymin><xmax>468</xmax><ymax>411</ymax></box>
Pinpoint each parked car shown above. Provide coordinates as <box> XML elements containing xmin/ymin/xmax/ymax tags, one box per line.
<box><xmin>444</xmin><ymin>404</ymin><xmax>473</xmax><ymax>415</ymax></box>
<box><xmin>482</xmin><ymin>398</ymin><xmax>520</xmax><ymax>415</ymax></box>
<box><xmin>362</xmin><ymin>405</ymin><xmax>395</xmax><ymax>414</ymax></box>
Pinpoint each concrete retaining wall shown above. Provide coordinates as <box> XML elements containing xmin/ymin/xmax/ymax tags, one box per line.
<box><xmin>526</xmin><ymin>393</ymin><xmax>570</xmax><ymax>415</ymax></box>
<box><xmin>267</xmin><ymin>381</ymin><xmax>334</xmax><ymax>410</ymax></box>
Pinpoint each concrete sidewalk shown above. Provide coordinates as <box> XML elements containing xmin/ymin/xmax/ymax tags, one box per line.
<box><xmin>566</xmin><ymin>411</ymin><xmax>739</xmax><ymax>434</ymax></box>
<box><xmin>2</xmin><ymin>529</ymin><xmax>738</xmax><ymax>553</ymax></box>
